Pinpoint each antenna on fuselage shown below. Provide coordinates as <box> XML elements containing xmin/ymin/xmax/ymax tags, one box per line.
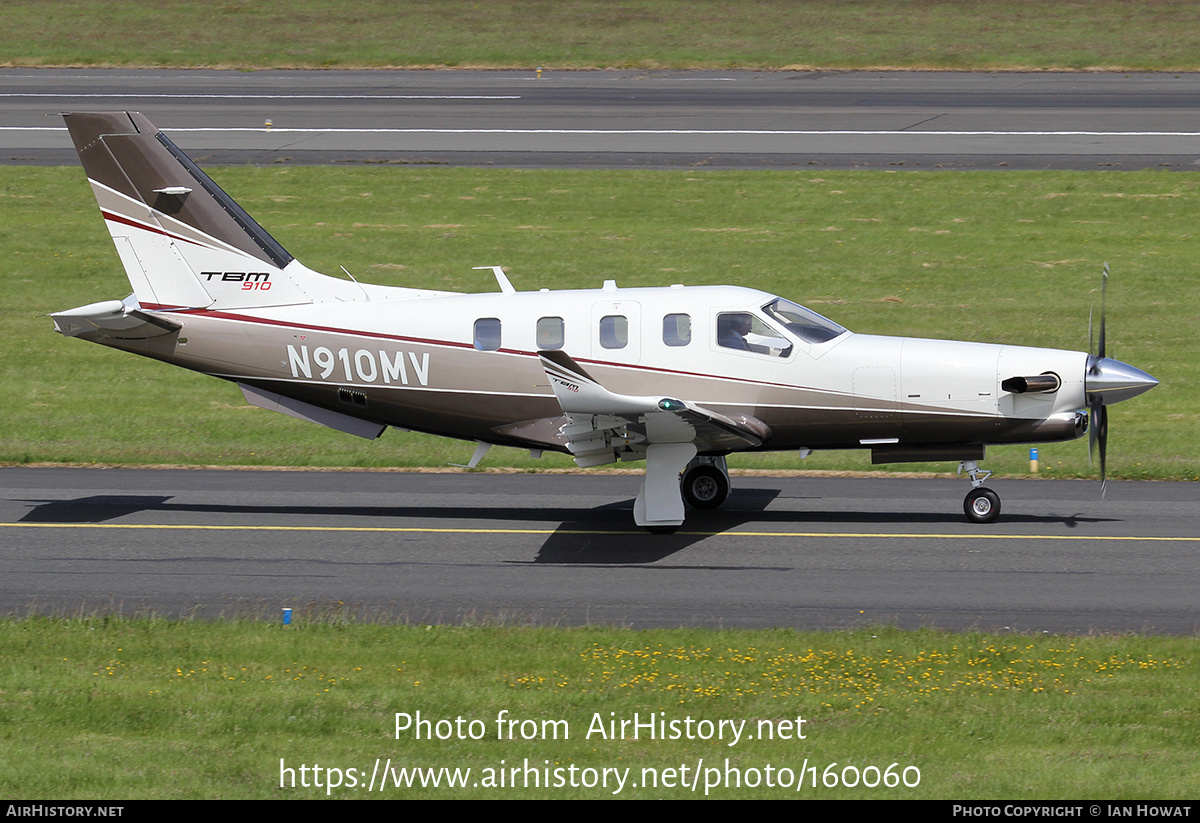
<box><xmin>474</xmin><ymin>265</ymin><xmax>515</xmax><ymax>294</ymax></box>
<box><xmin>449</xmin><ymin>441</ymin><xmax>492</xmax><ymax>469</ymax></box>
<box><xmin>340</xmin><ymin>265</ymin><xmax>370</xmax><ymax>301</ymax></box>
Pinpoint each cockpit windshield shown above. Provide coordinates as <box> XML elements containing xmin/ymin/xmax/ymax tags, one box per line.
<box><xmin>761</xmin><ymin>298</ymin><xmax>848</xmax><ymax>344</ymax></box>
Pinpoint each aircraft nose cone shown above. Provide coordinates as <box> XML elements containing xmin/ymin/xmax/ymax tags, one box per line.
<box><xmin>1085</xmin><ymin>356</ymin><xmax>1159</xmax><ymax>405</ymax></box>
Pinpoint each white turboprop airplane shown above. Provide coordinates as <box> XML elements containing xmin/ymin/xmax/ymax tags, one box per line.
<box><xmin>52</xmin><ymin>112</ymin><xmax>1159</xmax><ymax>532</ymax></box>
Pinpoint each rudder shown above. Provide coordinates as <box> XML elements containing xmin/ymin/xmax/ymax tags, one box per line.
<box><xmin>64</xmin><ymin>111</ymin><xmax>360</xmax><ymax>310</ymax></box>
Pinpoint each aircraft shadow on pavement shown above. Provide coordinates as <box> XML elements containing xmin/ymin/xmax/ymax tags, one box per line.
<box><xmin>17</xmin><ymin>489</ymin><xmax>1124</xmax><ymax>567</ymax></box>
<box><xmin>16</xmin><ymin>494</ymin><xmax>631</xmax><ymax>526</ymax></box>
<box><xmin>532</xmin><ymin>488</ymin><xmax>784</xmax><ymax>563</ymax></box>
<box><xmin>18</xmin><ymin>496</ymin><xmax>175</xmax><ymax>523</ymax></box>
<box><xmin>534</xmin><ymin>488</ymin><xmax>1122</xmax><ymax>563</ymax></box>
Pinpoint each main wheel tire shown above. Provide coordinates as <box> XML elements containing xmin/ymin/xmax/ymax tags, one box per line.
<box><xmin>681</xmin><ymin>465</ymin><xmax>730</xmax><ymax>509</ymax></box>
<box><xmin>963</xmin><ymin>487</ymin><xmax>1001</xmax><ymax>524</ymax></box>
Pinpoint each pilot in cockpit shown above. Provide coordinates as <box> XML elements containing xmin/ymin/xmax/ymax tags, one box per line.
<box><xmin>717</xmin><ymin>312</ymin><xmax>754</xmax><ymax>350</ymax></box>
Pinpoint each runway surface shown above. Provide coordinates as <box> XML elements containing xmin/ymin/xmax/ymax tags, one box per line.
<box><xmin>2</xmin><ymin>468</ymin><xmax>1197</xmax><ymax>634</ymax></box>
<box><xmin>4</xmin><ymin>68</ymin><xmax>1200</xmax><ymax>169</ymax></box>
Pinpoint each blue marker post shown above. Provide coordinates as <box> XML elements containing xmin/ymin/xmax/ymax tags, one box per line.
<box><xmin>1029</xmin><ymin>448</ymin><xmax>1039</xmax><ymax>474</ymax></box>
<box><xmin>282</xmin><ymin>608</ymin><xmax>293</xmax><ymax>626</ymax></box>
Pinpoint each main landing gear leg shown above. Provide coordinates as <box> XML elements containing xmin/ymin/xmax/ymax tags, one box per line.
<box><xmin>959</xmin><ymin>460</ymin><xmax>1001</xmax><ymax>524</ymax></box>
<box><xmin>634</xmin><ymin>443</ymin><xmax>698</xmax><ymax>534</ymax></box>
<box><xmin>680</xmin><ymin>456</ymin><xmax>731</xmax><ymax>510</ymax></box>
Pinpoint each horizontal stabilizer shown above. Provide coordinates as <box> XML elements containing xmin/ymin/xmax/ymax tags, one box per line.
<box><xmin>51</xmin><ymin>299</ymin><xmax>181</xmax><ymax>339</ymax></box>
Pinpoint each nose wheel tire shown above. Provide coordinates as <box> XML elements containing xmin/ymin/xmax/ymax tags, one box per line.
<box><xmin>963</xmin><ymin>487</ymin><xmax>1001</xmax><ymax>524</ymax></box>
<box><xmin>681</xmin><ymin>465</ymin><xmax>730</xmax><ymax>509</ymax></box>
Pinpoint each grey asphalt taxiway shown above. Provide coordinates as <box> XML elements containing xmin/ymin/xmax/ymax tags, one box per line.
<box><xmin>2</xmin><ymin>468</ymin><xmax>1197</xmax><ymax>633</ymax></box>
<box><xmin>4</xmin><ymin>68</ymin><xmax>1200</xmax><ymax>169</ymax></box>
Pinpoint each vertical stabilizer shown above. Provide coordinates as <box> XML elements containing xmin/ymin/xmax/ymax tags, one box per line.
<box><xmin>64</xmin><ymin>111</ymin><xmax>362</xmax><ymax>310</ymax></box>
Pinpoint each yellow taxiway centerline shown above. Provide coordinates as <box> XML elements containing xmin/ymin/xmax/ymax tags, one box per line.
<box><xmin>1</xmin><ymin>522</ymin><xmax>1196</xmax><ymax>541</ymax></box>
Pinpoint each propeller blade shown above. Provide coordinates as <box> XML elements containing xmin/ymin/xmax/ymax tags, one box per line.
<box><xmin>1099</xmin><ymin>262</ymin><xmax>1108</xmax><ymax>360</ymax></box>
<box><xmin>1083</xmin><ymin>264</ymin><xmax>1157</xmax><ymax>499</ymax></box>
<box><xmin>1087</xmin><ymin>264</ymin><xmax>1109</xmax><ymax>495</ymax></box>
<box><xmin>1088</xmin><ymin>304</ymin><xmax>1093</xmax><ymax>355</ymax></box>
<box><xmin>1088</xmin><ymin>399</ymin><xmax>1097</xmax><ymax>469</ymax></box>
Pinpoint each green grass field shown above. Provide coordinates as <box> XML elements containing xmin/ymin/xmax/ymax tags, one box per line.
<box><xmin>5</xmin><ymin>0</ymin><xmax>1200</xmax><ymax>71</ymax></box>
<box><xmin>4</xmin><ymin>165</ymin><xmax>1195</xmax><ymax>479</ymax></box>
<box><xmin>1</xmin><ymin>616</ymin><xmax>1196</xmax><ymax>799</ymax></box>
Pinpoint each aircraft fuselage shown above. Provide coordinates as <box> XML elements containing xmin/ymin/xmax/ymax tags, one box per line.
<box><xmin>75</xmin><ymin>283</ymin><xmax>1090</xmax><ymax>460</ymax></box>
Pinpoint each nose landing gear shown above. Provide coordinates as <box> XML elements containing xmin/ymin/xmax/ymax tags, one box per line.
<box><xmin>959</xmin><ymin>460</ymin><xmax>1001</xmax><ymax>524</ymax></box>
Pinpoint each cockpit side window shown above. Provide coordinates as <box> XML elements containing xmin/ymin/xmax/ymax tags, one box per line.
<box><xmin>717</xmin><ymin>312</ymin><xmax>792</xmax><ymax>357</ymax></box>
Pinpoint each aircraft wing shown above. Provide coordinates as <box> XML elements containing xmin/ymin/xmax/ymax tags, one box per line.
<box><xmin>538</xmin><ymin>350</ymin><xmax>770</xmax><ymax>467</ymax></box>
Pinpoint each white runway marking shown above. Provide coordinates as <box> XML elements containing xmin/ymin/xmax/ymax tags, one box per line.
<box><xmin>6</xmin><ymin>126</ymin><xmax>1199</xmax><ymax>137</ymax></box>
<box><xmin>1</xmin><ymin>93</ymin><xmax>520</xmax><ymax>100</ymax></box>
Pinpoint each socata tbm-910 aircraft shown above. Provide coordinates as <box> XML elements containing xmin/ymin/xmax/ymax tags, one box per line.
<box><xmin>52</xmin><ymin>112</ymin><xmax>1158</xmax><ymax>532</ymax></box>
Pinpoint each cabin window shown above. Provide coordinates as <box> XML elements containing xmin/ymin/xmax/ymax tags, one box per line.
<box><xmin>717</xmin><ymin>312</ymin><xmax>792</xmax><ymax>357</ymax></box>
<box><xmin>599</xmin><ymin>315</ymin><xmax>628</xmax><ymax>349</ymax></box>
<box><xmin>663</xmin><ymin>313</ymin><xmax>691</xmax><ymax>347</ymax></box>
<box><xmin>537</xmin><ymin>316</ymin><xmax>564</xmax><ymax>350</ymax></box>
<box><xmin>473</xmin><ymin>317</ymin><xmax>501</xmax><ymax>351</ymax></box>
